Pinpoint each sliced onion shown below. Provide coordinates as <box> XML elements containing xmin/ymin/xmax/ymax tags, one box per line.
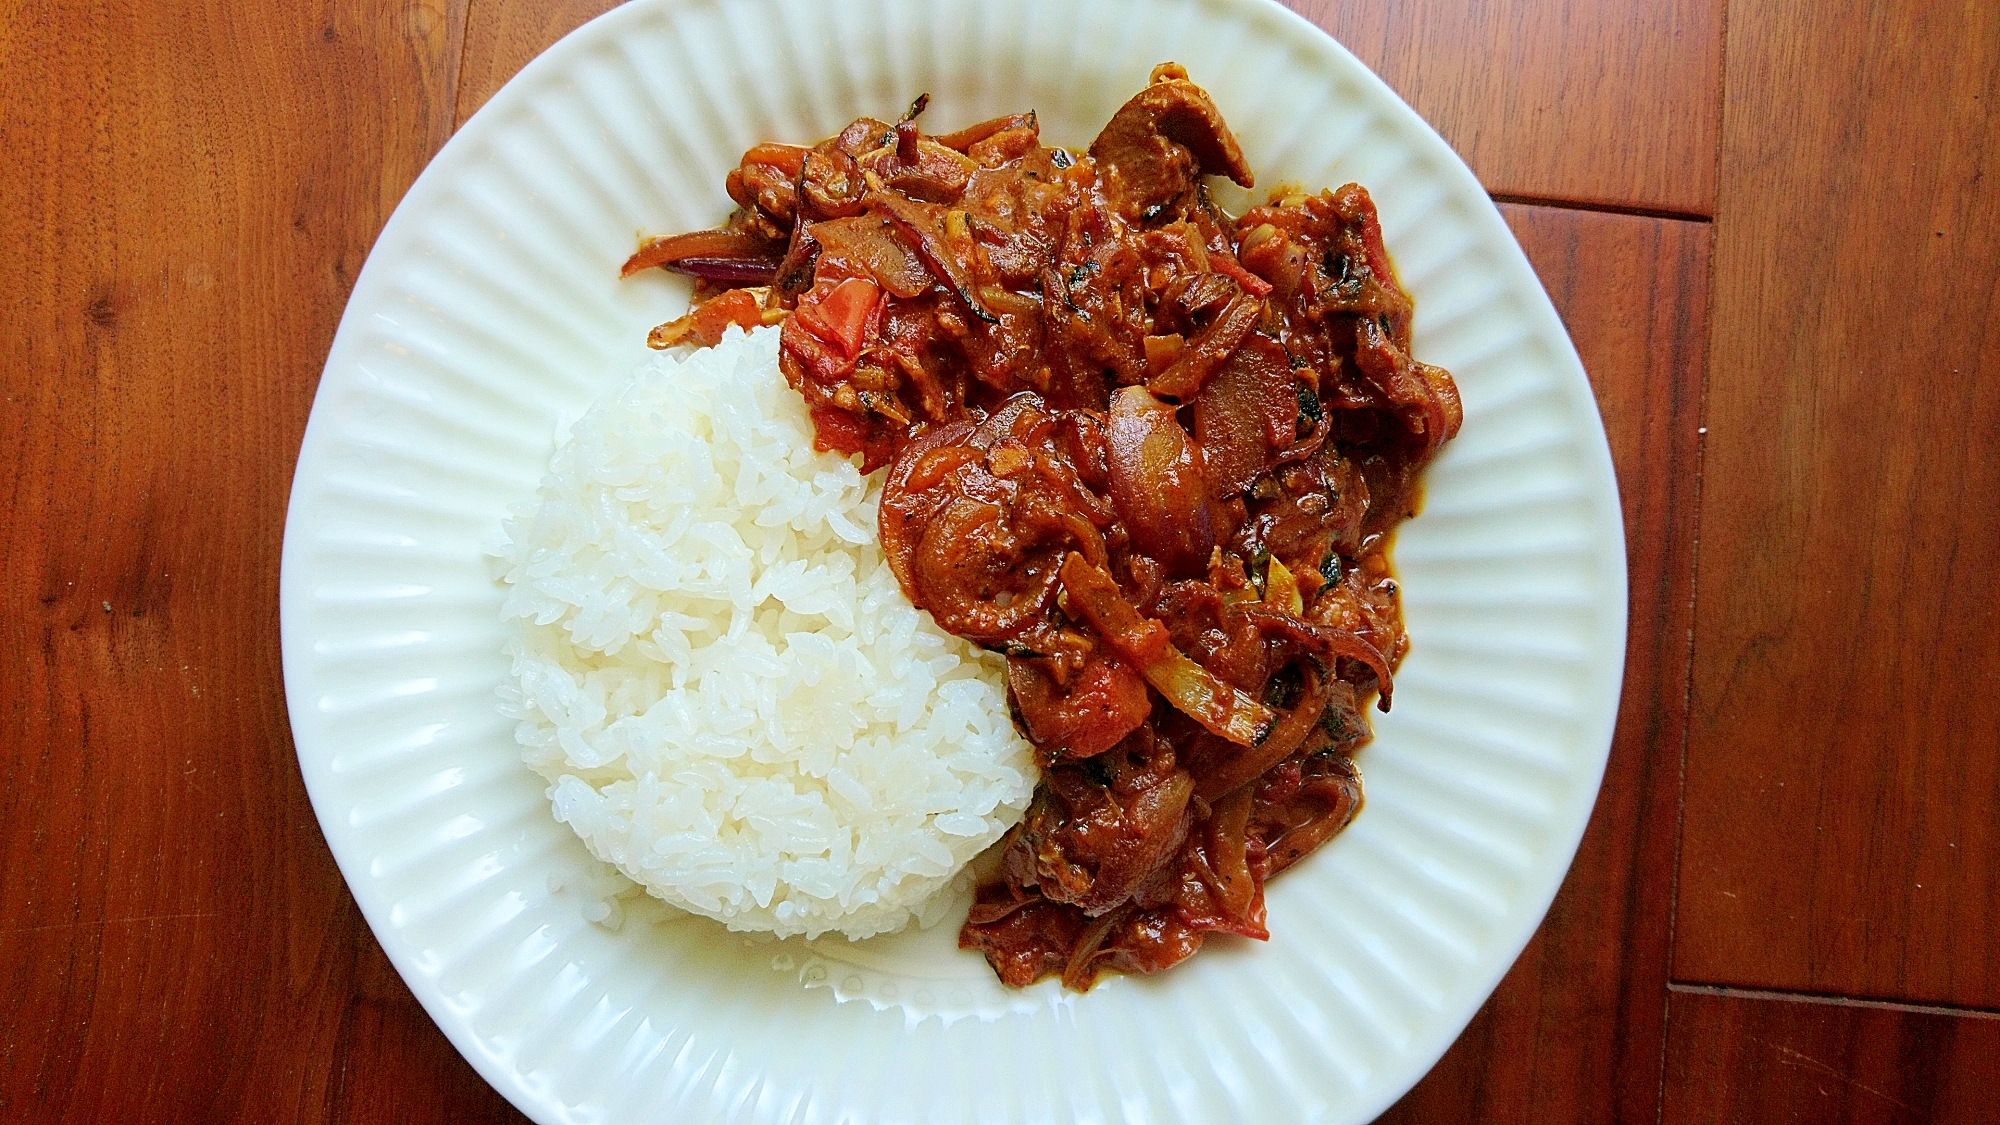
<box><xmin>1208</xmin><ymin>786</ymin><xmax>1257</xmax><ymax>922</ymax></box>
<box><xmin>1147</xmin><ymin>290</ymin><xmax>1261</xmax><ymax>400</ymax></box>
<box><xmin>807</xmin><ymin>215</ymin><xmax>932</xmax><ymax>297</ymax></box>
<box><xmin>1241</xmin><ymin>605</ymin><xmax>1395</xmax><ymax>711</ymax></box>
<box><xmin>1057</xmin><ymin>554</ymin><xmax>1274</xmax><ymax>746</ymax></box>
<box><xmin>620</xmin><ymin>228</ymin><xmax>781</xmax><ymax>279</ymax></box>
<box><xmin>1195</xmin><ymin>662</ymin><xmax>1331</xmax><ymax>802</ymax></box>
<box><xmin>1104</xmin><ymin>386</ymin><xmax>1216</xmax><ymax>577</ymax></box>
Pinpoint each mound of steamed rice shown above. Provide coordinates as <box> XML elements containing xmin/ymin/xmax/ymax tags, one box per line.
<box><xmin>494</xmin><ymin>325</ymin><xmax>1035</xmax><ymax>940</ymax></box>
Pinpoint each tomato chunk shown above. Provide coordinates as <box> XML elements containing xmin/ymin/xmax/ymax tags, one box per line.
<box><xmin>795</xmin><ymin>276</ymin><xmax>882</xmax><ymax>359</ymax></box>
<box><xmin>1008</xmin><ymin>655</ymin><xmax>1151</xmax><ymax>759</ymax></box>
<box><xmin>686</xmin><ymin>288</ymin><xmax>764</xmax><ymax>347</ymax></box>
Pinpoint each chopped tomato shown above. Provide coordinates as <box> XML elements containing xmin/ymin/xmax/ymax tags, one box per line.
<box><xmin>807</xmin><ymin>405</ymin><xmax>897</xmax><ymax>472</ymax></box>
<box><xmin>794</xmin><ymin>277</ymin><xmax>883</xmax><ymax>359</ymax></box>
<box><xmin>780</xmin><ymin>311</ymin><xmax>856</xmax><ymax>383</ymax></box>
<box><xmin>808</xmin><ymin>404</ymin><xmax>868</xmax><ymax>454</ymax></box>
<box><xmin>686</xmin><ymin>288</ymin><xmax>764</xmax><ymax>347</ymax></box>
<box><xmin>1008</xmin><ymin>655</ymin><xmax>1151</xmax><ymax>759</ymax></box>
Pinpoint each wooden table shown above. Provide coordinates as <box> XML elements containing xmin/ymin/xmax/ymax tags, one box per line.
<box><xmin>5</xmin><ymin>1</ymin><xmax>1996</xmax><ymax>1120</ymax></box>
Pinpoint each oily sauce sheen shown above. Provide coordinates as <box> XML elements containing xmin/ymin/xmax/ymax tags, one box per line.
<box><xmin>622</xmin><ymin>65</ymin><xmax>1462</xmax><ymax>990</ymax></box>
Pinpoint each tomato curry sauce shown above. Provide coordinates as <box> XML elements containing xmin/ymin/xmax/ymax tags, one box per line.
<box><xmin>622</xmin><ymin>65</ymin><xmax>1462</xmax><ymax>990</ymax></box>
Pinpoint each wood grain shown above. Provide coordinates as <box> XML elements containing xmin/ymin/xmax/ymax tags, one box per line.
<box><xmin>1661</xmin><ymin>987</ymin><xmax>2000</xmax><ymax>1124</ymax></box>
<box><xmin>0</xmin><ymin>1</ymin><xmax>466</xmax><ymax>1121</ymax></box>
<box><xmin>1376</xmin><ymin>206</ymin><xmax>1708</xmax><ymax>1123</ymax></box>
<box><xmin>22</xmin><ymin>0</ymin><xmax>1999</xmax><ymax>1119</ymax></box>
<box><xmin>1285</xmin><ymin>0</ymin><xmax>1723</xmax><ymax>216</ymax></box>
<box><xmin>1675</xmin><ymin>0</ymin><xmax>2000</xmax><ymax>1009</ymax></box>
<box><xmin>332</xmin><ymin>940</ymin><xmax>529</xmax><ymax>1123</ymax></box>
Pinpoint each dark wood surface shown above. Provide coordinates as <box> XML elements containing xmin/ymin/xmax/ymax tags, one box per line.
<box><xmin>3</xmin><ymin>0</ymin><xmax>1995</xmax><ymax>1122</ymax></box>
<box><xmin>1674</xmin><ymin>0</ymin><xmax>2000</xmax><ymax>1010</ymax></box>
<box><xmin>1</xmin><ymin>1</ymin><xmax>461</xmax><ymax>1121</ymax></box>
<box><xmin>1662</xmin><ymin>987</ymin><xmax>2000</xmax><ymax>1124</ymax></box>
<box><xmin>333</xmin><ymin>939</ymin><xmax>523</xmax><ymax>1122</ymax></box>
<box><xmin>1290</xmin><ymin>0</ymin><xmax>1724</xmax><ymax>216</ymax></box>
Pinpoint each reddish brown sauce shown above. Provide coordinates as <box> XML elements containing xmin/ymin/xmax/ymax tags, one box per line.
<box><xmin>623</xmin><ymin>65</ymin><xmax>1461</xmax><ymax>990</ymax></box>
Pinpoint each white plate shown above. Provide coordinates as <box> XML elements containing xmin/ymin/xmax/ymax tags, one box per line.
<box><xmin>280</xmin><ymin>0</ymin><xmax>1626</xmax><ymax>1120</ymax></box>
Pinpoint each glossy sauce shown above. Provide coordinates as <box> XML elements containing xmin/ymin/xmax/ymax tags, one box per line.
<box><xmin>623</xmin><ymin>64</ymin><xmax>1462</xmax><ymax>989</ymax></box>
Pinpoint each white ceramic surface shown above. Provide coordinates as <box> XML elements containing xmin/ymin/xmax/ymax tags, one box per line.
<box><xmin>280</xmin><ymin>0</ymin><xmax>1627</xmax><ymax>1120</ymax></box>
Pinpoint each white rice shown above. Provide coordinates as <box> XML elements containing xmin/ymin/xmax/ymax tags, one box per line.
<box><xmin>494</xmin><ymin>325</ymin><xmax>1035</xmax><ymax>939</ymax></box>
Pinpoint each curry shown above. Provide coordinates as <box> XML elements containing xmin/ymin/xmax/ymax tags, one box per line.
<box><xmin>622</xmin><ymin>65</ymin><xmax>1462</xmax><ymax>990</ymax></box>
